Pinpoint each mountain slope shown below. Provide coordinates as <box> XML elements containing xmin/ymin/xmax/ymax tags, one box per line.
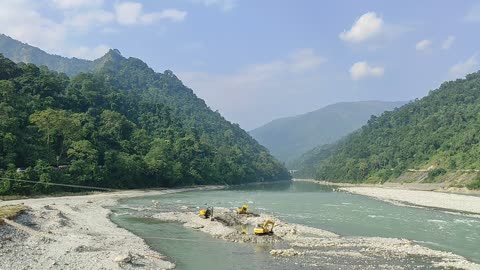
<box><xmin>0</xmin><ymin>51</ymin><xmax>289</xmax><ymax>195</ymax></box>
<box><xmin>0</xmin><ymin>34</ymin><xmax>95</xmax><ymax>76</ymax></box>
<box><xmin>250</xmin><ymin>101</ymin><xmax>406</xmax><ymax>162</ymax></box>
<box><xmin>297</xmin><ymin>72</ymin><xmax>480</xmax><ymax>188</ymax></box>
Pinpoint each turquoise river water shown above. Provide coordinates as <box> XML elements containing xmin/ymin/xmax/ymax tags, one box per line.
<box><xmin>110</xmin><ymin>181</ymin><xmax>480</xmax><ymax>269</ymax></box>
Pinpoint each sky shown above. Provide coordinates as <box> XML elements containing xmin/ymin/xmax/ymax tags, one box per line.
<box><xmin>1</xmin><ymin>0</ymin><xmax>480</xmax><ymax>130</ymax></box>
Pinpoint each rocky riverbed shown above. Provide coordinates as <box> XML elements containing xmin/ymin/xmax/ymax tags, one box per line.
<box><xmin>151</xmin><ymin>207</ymin><xmax>480</xmax><ymax>270</ymax></box>
<box><xmin>0</xmin><ymin>187</ymin><xmax>221</xmax><ymax>270</ymax></box>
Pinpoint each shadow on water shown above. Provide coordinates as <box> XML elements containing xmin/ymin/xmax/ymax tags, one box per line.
<box><xmin>226</xmin><ymin>181</ymin><xmax>333</xmax><ymax>192</ymax></box>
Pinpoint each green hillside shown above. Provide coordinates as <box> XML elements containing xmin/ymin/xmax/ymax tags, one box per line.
<box><xmin>295</xmin><ymin>72</ymin><xmax>480</xmax><ymax>189</ymax></box>
<box><xmin>250</xmin><ymin>101</ymin><xmax>405</xmax><ymax>163</ymax></box>
<box><xmin>0</xmin><ymin>51</ymin><xmax>289</xmax><ymax>195</ymax></box>
<box><xmin>0</xmin><ymin>34</ymin><xmax>95</xmax><ymax>76</ymax></box>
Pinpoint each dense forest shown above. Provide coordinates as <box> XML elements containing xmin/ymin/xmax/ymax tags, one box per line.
<box><xmin>295</xmin><ymin>72</ymin><xmax>480</xmax><ymax>189</ymax></box>
<box><xmin>250</xmin><ymin>101</ymin><xmax>405</xmax><ymax>163</ymax></box>
<box><xmin>0</xmin><ymin>51</ymin><xmax>290</xmax><ymax>195</ymax></box>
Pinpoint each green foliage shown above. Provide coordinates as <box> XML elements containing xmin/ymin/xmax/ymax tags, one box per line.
<box><xmin>427</xmin><ymin>168</ymin><xmax>447</xmax><ymax>178</ymax></box>
<box><xmin>0</xmin><ymin>34</ymin><xmax>94</xmax><ymax>76</ymax></box>
<box><xmin>251</xmin><ymin>101</ymin><xmax>406</xmax><ymax>163</ymax></box>
<box><xmin>294</xmin><ymin>71</ymin><xmax>480</xmax><ymax>185</ymax></box>
<box><xmin>0</xmin><ymin>52</ymin><xmax>290</xmax><ymax>195</ymax></box>
<box><xmin>467</xmin><ymin>179</ymin><xmax>480</xmax><ymax>190</ymax></box>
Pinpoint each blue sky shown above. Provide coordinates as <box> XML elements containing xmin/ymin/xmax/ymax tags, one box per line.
<box><xmin>1</xmin><ymin>0</ymin><xmax>480</xmax><ymax>129</ymax></box>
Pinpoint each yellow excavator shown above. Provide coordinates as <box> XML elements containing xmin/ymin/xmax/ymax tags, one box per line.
<box><xmin>237</xmin><ymin>204</ymin><xmax>249</xmax><ymax>214</ymax></box>
<box><xmin>254</xmin><ymin>220</ymin><xmax>275</xmax><ymax>235</ymax></box>
<box><xmin>199</xmin><ymin>206</ymin><xmax>213</xmax><ymax>219</ymax></box>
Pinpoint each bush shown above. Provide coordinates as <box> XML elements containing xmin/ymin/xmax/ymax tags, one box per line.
<box><xmin>428</xmin><ymin>168</ymin><xmax>447</xmax><ymax>178</ymax></box>
<box><xmin>466</xmin><ymin>179</ymin><xmax>480</xmax><ymax>190</ymax></box>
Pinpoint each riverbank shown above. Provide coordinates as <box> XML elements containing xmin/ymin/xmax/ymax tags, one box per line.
<box><xmin>0</xmin><ymin>186</ymin><xmax>222</xmax><ymax>270</ymax></box>
<box><xmin>150</xmin><ymin>207</ymin><xmax>480</xmax><ymax>270</ymax></box>
<box><xmin>294</xmin><ymin>179</ymin><xmax>480</xmax><ymax>215</ymax></box>
<box><xmin>341</xmin><ymin>186</ymin><xmax>480</xmax><ymax>215</ymax></box>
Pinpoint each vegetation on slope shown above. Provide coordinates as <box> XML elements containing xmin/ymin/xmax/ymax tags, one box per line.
<box><xmin>0</xmin><ymin>205</ymin><xmax>27</xmax><ymax>224</ymax></box>
<box><xmin>0</xmin><ymin>52</ymin><xmax>290</xmax><ymax>195</ymax></box>
<box><xmin>250</xmin><ymin>101</ymin><xmax>405</xmax><ymax>163</ymax></box>
<box><xmin>0</xmin><ymin>34</ymin><xmax>94</xmax><ymax>76</ymax></box>
<box><xmin>295</xmin><ymin>71</ymin><xmax>480</xmax><ymax>187</ymax></box>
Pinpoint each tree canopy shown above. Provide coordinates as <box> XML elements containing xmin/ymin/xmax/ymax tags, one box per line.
<box><xmin>0</xmin><ymin>53</ymin><xmax>290</xmax><ymax>195</ymax></box>
<box><xmin>294</xmin><ymin>71</ymin><xmax>480</xmax><ymax>188</ymax></box>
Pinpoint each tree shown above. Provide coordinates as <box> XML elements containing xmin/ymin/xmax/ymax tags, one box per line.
<box><xmin>30</xmin><ymin>109</ymin><xmax>81</xmax><ymax>164</ymax></box>
<box><xmin>0</xmin><ymin>52</ymin><xmax>291</xmax><ymax>195</ymax></box>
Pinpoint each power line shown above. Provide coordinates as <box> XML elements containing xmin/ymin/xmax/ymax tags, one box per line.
<box><xmin>0</xmin><ymin>177</ymin><xmax>116</xmax><ymax>191</ymax></box>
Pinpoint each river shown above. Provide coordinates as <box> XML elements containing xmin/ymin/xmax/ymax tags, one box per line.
<box><xmin>110</xmin><ymin>181</ymin><xmax>480</xmax><ymax>269</ymax></box>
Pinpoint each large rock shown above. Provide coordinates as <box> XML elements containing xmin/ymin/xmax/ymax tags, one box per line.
<box><xmin>114</xmin><ymin>252</ymin><xmax>132</xmax><ymax>264</ymax></box>
<box><xmin>270</xmin><ymin>248</ymin><xmax>303</xmax><ymax>257</ymax></box>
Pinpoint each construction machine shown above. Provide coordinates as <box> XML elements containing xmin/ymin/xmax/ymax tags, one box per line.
<box><xmin>254</xmin><ymin>219</ymin><xmax>275</xmax><ymax>235</ymax></box>
<box><xmin>199</xmin><ymin>206</ymin><xmax>213</xmax><ymax>219</ymax></box>
<box><xmin>236</xmin><ymin>204</ymin><xmax>249</xmax><ymax>214</ymax></box>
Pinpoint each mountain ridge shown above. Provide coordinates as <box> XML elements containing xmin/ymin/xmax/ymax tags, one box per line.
<box><xmin>250</xmin><ymin>100</ymin><xmax>406</xmax><ymax>163</ymax></box>
<box><xmin>0</xmin><ymin>34</ymin><xmax>96</xmax><ymax>76</ymax></box>
<box><xmin>294</xmin><ymin>71</ymin><xmax>480</xmax><ymax>189</ymax></box>
<box><xmin>0</xmin><ymin>40</ymin><xmax>290</xmax><ymax>195</ymax></box>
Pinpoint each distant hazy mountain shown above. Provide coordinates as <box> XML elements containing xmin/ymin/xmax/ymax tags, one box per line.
<box><xmin>250</xmin><ymin>101</ymin><xmax>406</xmax><ymax>163</ymax></box>
<box><xmin>0</xmin><ymin>34</ymin><xmax>95</xmax><ymax>76</ymax></box>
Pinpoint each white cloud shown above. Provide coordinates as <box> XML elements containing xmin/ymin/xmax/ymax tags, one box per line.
<box><xmin>415</xmin><ymin>39</ymin><xmax>432</xmax><ymax>51</ymax></box>
<box><xmin>141</xmin><ymin>9</ymin><xmax>187</xmax><ymax>24</ymax></box>
<box><xmin>350</xmin><ymin>61</ymin><xmax>384</xmax><ymax>80</ymax></box>
<box><xmin>465</xmin><ymin>4</ymin><xmax>480</xmax><ymax>22</ymax></box>
<box><xmin>51</xmin><ymin>0</ymin><xmax>104</xmax><ymax>10</ymax></box>
<box><xmin>0</xmin><ymin>0</ymin><xmax>66</xmax><ymax>53</ymax></box>
<box><xmin>449</xmin><ymin>54</ymin><xmax>478</xmax><ymax>78</ymax></box>
<box><xmin>177</xmin><ymin>49</ymin><xmax>326</xmax><ymax>128</ymax></box>
<box><xmin>0</xmin><ymin>0</ymin><xmax>186</xmax><ymax>60</ymax></box>
<box><xmin>193</xmin><ymin>0</ymin><xmax>237</xmax><ymax>11</ymax></box>
<box><xmin>178</xmin><ymin>60</ymin><xmax>287</xmax><ymax>127</ymax></box>
<box><xmin>115</xmin><ymin>2</ymin><xmax>187</xmax><ymax>25</ymax></box>
<box><xmin>114</xmin><ymin>2</ymin><xmax>143</xmax><ymax>25</ymax></box>
<box><xmin>66</xmin><ymin>9</ymin><xmax>115</xmax><ymax>29</ymax></box>
<box><xmin>340</xmin><ymin>12</ymin><xmax>384</xmax><ymax>43</ymax></box>
<box><xmin>69</xmin><ymin>44</ymin><xmax>110</xmax><ymax>60</ymax></box>
<box><xmin>441</xmin><ymin>36</ymin><xmax>455</xmax><ymax>50</ymax></box>
<box><xmin>188</xmin><ymin>48</ymin><xmax>324</xmax><ymax>81</ymax></box>
<box><xmin>288</xmin><ymin>48</ymin><xmax>325</xmax><ymax>72</ymax></box>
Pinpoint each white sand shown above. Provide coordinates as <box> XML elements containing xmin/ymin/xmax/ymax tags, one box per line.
<box><xmin>341</xmin><ymin>186</ymin><xmax>480</xmax><ymax>214</ymax></box>
<box><xmin>0</xmin><ymin>187</ymin><xmax>220</xmax><ymax>270</ymax></box>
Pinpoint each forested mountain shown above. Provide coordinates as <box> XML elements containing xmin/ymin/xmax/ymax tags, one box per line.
<box><xmin>295</xmin><ymin>72</ymin><xmax>480</xmax><ymax>189</ymax></box>
<box><xmin>0</xmin><ymin>51</ymin><xmax>289</xmax><ymax>195</ymax></box>
<box><xmin>250</xmin><ymin>101</ymin><xmax>405</xmax><ymax>163</ymax></box>
<box><xmin>0</xmin><ymin>34</ymin><xmax>95</xmax><ymax>76</ymax></box>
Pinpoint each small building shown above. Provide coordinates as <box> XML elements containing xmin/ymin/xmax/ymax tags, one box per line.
<box><xmin>57</xmin><ymin>165</ymin><xmax>69</xmax><ymax>170</ymax></box>
<box><xmin>16</xmin><ymin>167</ymin><xmax>27</xmax><ymax>173</ymax></box>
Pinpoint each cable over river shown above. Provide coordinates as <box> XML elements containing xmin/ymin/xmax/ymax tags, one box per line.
<box><xmin>111</xmin><ymin>181</ymin><xmax>480</xmax><ymax>269</ymax></box>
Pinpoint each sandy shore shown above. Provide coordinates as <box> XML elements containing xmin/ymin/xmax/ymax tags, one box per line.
<box><xmin>2</xmin><ymin>182</ymin><xmax>480</xmax><ymax>270</ymax></box>
<box><xmin>0</xmin><ymin>187</ymin><xmax>221</xmax><ymax>270</ymax></box>
<box><xmin>341</xmin><ymin>186</ymin><xmax>480</xmax><ymax>215</ymax></box>
<box><xmin>294</xmin><ymin>179</ymin><xmax>480</xmax><ymax>214</ymax></box>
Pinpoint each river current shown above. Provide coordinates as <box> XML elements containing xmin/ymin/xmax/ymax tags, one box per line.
<box><xmin>110</xmin><ymin>181</ymin><xmax>480</xmax><ymax>269</ymax></box>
